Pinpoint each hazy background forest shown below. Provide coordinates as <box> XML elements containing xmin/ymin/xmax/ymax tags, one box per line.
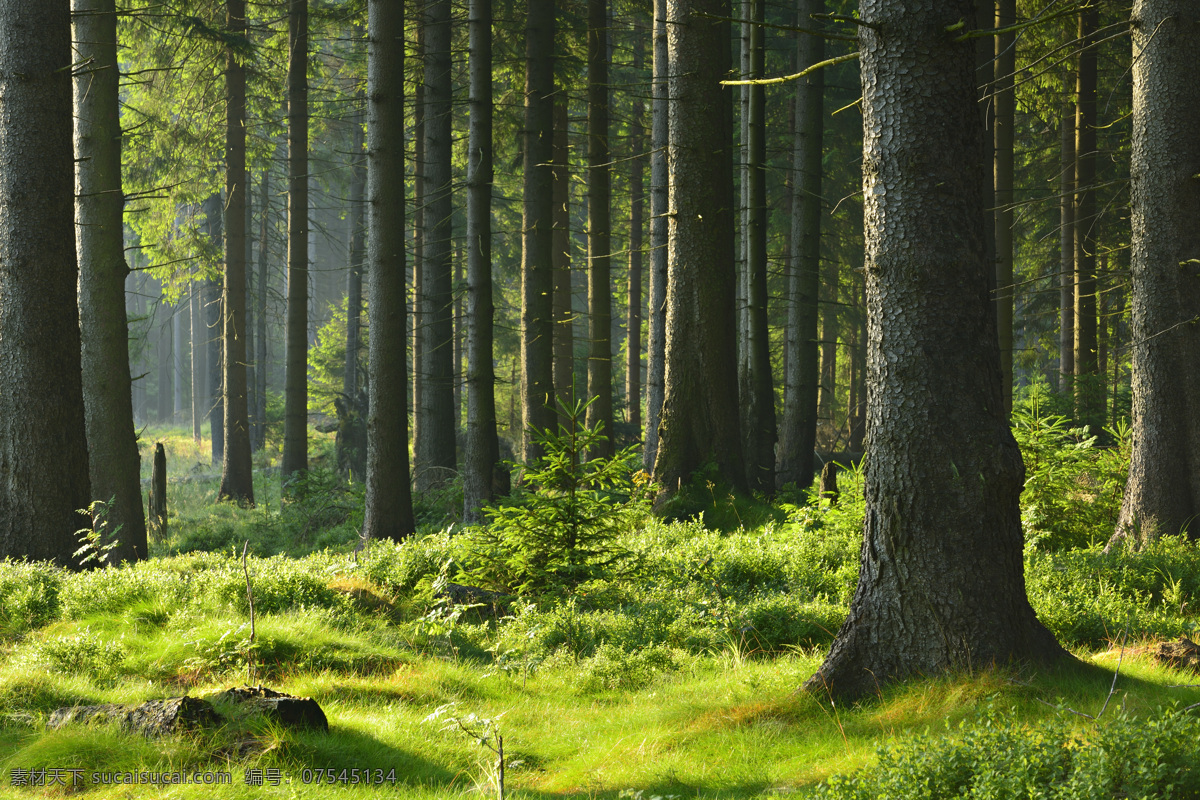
<box><xmin>2</xmin><ymin>0</ymin><xmax>1200</xmax><ymax>797</ymax></box>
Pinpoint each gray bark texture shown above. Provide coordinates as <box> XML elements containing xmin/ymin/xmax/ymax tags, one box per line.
<box><xmin>520</xmin><ymin>0</ymin><xmax>555</xmax><ymax>463</ymax></box>
<box><xmin>1108</xmin><ymin>1</ymin><xmax>1200</xmax><ymax>546</ymax></box>
<box><xmin>363</xmin><ymin>0</ymin><xmax>415</xmax><ymax>541</ymax></box>
<box><xmin>626</xmin><ymin>34</ymin><xmax>645</xmax><ymax>440</ymax></box>
<box><xmin>219</xmin><ymin>0</ymin><xmax>254</xmax><ymax>505</ymax></box>
<box><xmin>642</xmin><ymin>0</ymin><xmax>668</xmax><ymax>472</ymax></box>
<box><xmin>254</xmin><ymin>160</ymin><xmax>271</xmax><ymax>451</ymax></box>
<box><xmin>653</xmin><ymin>0</ymin><xmax>745</xmax><ymax>494</ymax></box>
<box><xmin>417</xmin><ymin>0</ymin><xmax>457</xmax><ymax>492</ymax></box>
<box><xmin>282</xmin><ymin>0</ymin><xmax>309</xmax><ymax>481</ymax></box>
<box><xmin>552</xmin><ymin>97</ymin><xmax>573</xmax><ymax>418</ymax></box>
<box><xmin>803</xmin><ymin>0</ymin><xmax>1066</xmax><ymax>700</ymax></box>
<box><xmin>463</xmin><ymin>0</ymin><xmax>502</xmax><ymax>522</ymax></box>
<box><xmin>1073</xmin><ymin>6</ymin><xmax>1100</xmax><ymax>428</ymax></box>
<box><xmin>0</xmin><ymin>0</ymin><xmax>92</xmax><ymax>566</ymax></box>
<box><xmin>190</xmin><ymin>276</ymin><xmax>204</xmax><ymax>440</ymax></box>
<box><xmin>585</xmin><ymin>0</ymin><xmax>614</xmax><ymax>456</ymax></box>
<box><xmin>1059</xmin><ymin>102</ymin><xmax>1075</xmax><ymax>390</ymax></box>
<box><xmin>73</xmin><ymin>0</ymin><xmax>148</xmax><ymax>562</ymax></box>
<box><xmin>777</xmin><ymin>0</ymin><xmax>823</xmax><ymax>490</ymax></box>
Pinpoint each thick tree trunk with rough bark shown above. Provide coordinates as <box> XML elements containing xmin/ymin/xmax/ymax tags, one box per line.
<box><xmin>803</xmin><ymin>0</ymin><xmax>1066</xmax><ymax>700</ymax></box>
<box><xmin>282</xmin><ymin>0</ymin><xmax>309</xmax><ymax>481</ymax></box>
<box><xmin>643</xmin><ymin>0</ymin><xmax>668</xmax><ymax>472</ymax></box>
<box><xmin>418</xmin><ymin>0</ymin><xmax>457</xmax><ymax>491</ymax></box>
<box><xmin>521</xmin><ymin>0</ymin><xmax>556</xmax><ymax>463</ymax></box>
<box><xmin>0</xmin><ymin>0</ymin><xmax>91</xmax><ymax>566</ymax></box>
<box><xmin>219</xmin><ymin>0</ymin><xmax>255</xmax><ymax>505</ymax></box>
<box><xmin>585</xmin><ymin>0</ymin><xmax>613</xmax><ymax>455</ymax></box>
<box><xmin>463</xmin><ymin>0</ymin><xmax>501</xmax><ymax>522</ymax></box>
<box><xmin>363</xmin><ymin>0</ymin><xmax>415</xmax><ymax>541</ymax></box>
<box><xmin>73</xmin><ymin>0</ymin><xmax>147</xmax><ymax>562</ymax></box>
<box><xmin>1108</xmin><ymin>1</ymin><xmax>1200</xmax><ymax>547</ymax></box>
<box><xmin>777</xmin><ymin>0</ymin><xmax>823</xmax><ymax>490</ymax></box>
<box><xmin>653</xmin><ymin>0</ymin><xmax>744</xmax><ymax>494</ymax></box>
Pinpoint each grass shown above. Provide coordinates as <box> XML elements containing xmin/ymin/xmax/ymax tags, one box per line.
<box><xmin>1</xmin><ymin>422</ymin><xmax>1199</xmax><ymax>797</ymax></box>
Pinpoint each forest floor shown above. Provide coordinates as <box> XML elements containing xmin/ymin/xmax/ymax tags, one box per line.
<box><xmin>2</xmin><ymin>424</ymin><xmax>1200</xmax><ymax>798</ymax></box>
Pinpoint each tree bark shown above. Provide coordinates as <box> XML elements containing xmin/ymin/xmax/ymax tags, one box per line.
<box><xmin>1059</xmin><ymin>101</ymin><xmax>1075</xmax><ymax>391</ymax></box>
<box><xmin>190</xmin><ymin>275</ymin><xmax>205</xmax><ymax>441</ymax></box>
<box><xmin>219</xmin><ymin>0</ymin><xmax>254</xmax><ymax>505</ymax></box>
<box><xmin>418</xmin><ymin>0</ymin><xmax>457</xmax><ymax>491</ymax></box>
<box><xmin>803</xmin><ymin>0</ymin><xmax>1066</xmax><ymax>700</ymax></box>
<box><xmin>463</xmin><ymin>0</ymin><xmax>502</xmax><ymax>522</ymax></box>
<box><xmin>282</xmin><ymin>0</ymin><xmax>309</xmax><ymax>481</ymax></box>
<box><xmin>254</xmin><ymin>158</ymin><xmax>271</xmax><ymax>452</ymax></box>
<box><xmin>552</xmin><ymin>96</ymin><xmax>574</xmax><ymax>418</ymax></box>
<box><xmin>1108</xmin><ymin>0</ymin><xmax>1200</xmax><ymax>547</ymax></box>
<box><xmin>345</xmin><ymin>112</ymin><xmax>366</xmax><ymax>404</ymax></box>
<box><xmin>585</xmin><ymin>0</ymin><xmax>614</xmax><ymax>456</ymax></box>
<box><xmin>994</xmin><ymin>0</ymin><xmax>1015</xmax><ymax>414</ymax></box>
<box><xmin>643</xmin><ymin>0</ymin><xmax>668</xmax><ymax>472</ymax></box>
<box><xmin>0</xmin><ymin>0</ymin><xmax>91</xmax><ymax>566</ymax></box>
<box><xmin>521</xmin><ymin>0</ymin><xmax>556</xmax><ymax>463</ymax></box>
<box><xmin>363</xmin><ymin>0</ymin><xmax>415</xmax><ymax>541</ymax></box>
<box><xmin>626</xmin><ymin>33</ymin><xmax>645</xmax><ymax>442</ymax></box>
<box><xmin>73</xmin><ymin>0</ymin><xmax>147</xmax><ymax>562</ymax></box>
<box><xmin>1074</xmin><ymin>5</ymin><xmax>1100</xmax><ymax>428</ymax></box>
<box><xmin>653</xmin><ymin>0</ymin><xmax>745</xmax><ymax>494</ymax></box>
<box><xmin>777</xmin><ymin>0</ymin><xmax>823</xmax><ymax>490</ymax></box>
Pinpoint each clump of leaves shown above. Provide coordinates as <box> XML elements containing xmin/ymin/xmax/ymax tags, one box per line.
<box><xmin>460</xmin><ymin>399</ymin><xmax>652</xmax><ymax>597</ymax></box>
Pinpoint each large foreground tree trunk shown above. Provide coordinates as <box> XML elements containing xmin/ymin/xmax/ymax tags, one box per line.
<box><xmin>803</xmin><ymin>0</ymin><xmax>1066</xmax><ymax>700</ymax></box>
<box><xmin>1108</xmin><ymin>1</ymin><xmax>1200</xmax><ymax>547</ymax></box>
<box><xmin>219</xmin><ymin>0</ymin><xmax>255</xmax><ymax>505</ymax></box>
<box><xmin>653</xmin><ymin>0</ymin><xmax>744</xmax><ymax>494</ymax></box>
<box><xmin>0</xmin><ymin>0</ymin><xmax>91</xmax><ymax>566</ymax></box>
<box><xmin>363</xmin><ymin>0</ymin><xmax>415</xmax><ymax>541</ymax></box>
<box><xmin>73</xmin><ymin>0</ymin><xmax>148</xmax><ymax>562</ymax></box>
<box><xmin>282</xmin><ymin>0</ymin><xmax>309</xmax><ymax>481</ymax></box>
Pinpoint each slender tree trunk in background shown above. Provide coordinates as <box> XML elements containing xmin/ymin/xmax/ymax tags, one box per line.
<box><xmin>777</xmin><ymin>0</ymin><xmax>823</xmax><ymax>490</ymax></box>
<box><xmin>158</xmin><ymin>304</ymin><xmax>172</xmax><ymax>422</ymax></box>
<box><xmin>1059</xmin><ymin>101</ymin><xmax>1075</xmax><ymax>391</ymax></box>
<box><xmin>586</xmin><ymin>0</ymin><xmax>613</xmax><ymax>456</ymax></box>
<box><xmin>73</xmin><ymin>0</ymin><xmax>147</xmax><ymax>562</ymax></box>
<box><xmin>453</xmin><ymin>242</ymin><xmax>462</xmax><ymax>424</ymax></box>
<box><xmin>345</xmin><ymin>115</ymin><xmax>366</xmax><ymax>402</ymax></box>
<box><xmin>245</xmin><ymin>176</ymin><xmax>256</xmax><ymax>447</ymax></box>
<box><xmin>1108</xmin><ymin>0</ymin><xmax>1200</xmax><ymax>547</ymax></box>
<box><xmin>804</xmin><ymin>0</ymin><xmax>1065</xmax><ymax>700</ymax></box>
<box><xmin>817</xmin><ymin>257</ymin><xmax>837</xmax><ymax>441</ymax></box>
<box><xmin>190</xmin><ymin>278</ymin><xmax>205</xmax><ymax>440</ymax></box>
<box><xmin>736</xmin><ymin>1</ymin><xmax>750</xmax><ymax>405</ymax></box>
<box><xmin>174</xmin><ymin>297</ymin><xmax>186</xmax><ymax>419</ymax></box>
<box><xmin>411</xmin><ymin>34</ymin><xmax>425</xmax><ymax>472</ymax></box>
<box><xmin>463</xmin><ymin>0</ymin><xmax>501</xmax><ymax>521</ymax></box>
<box><xmin>282</xmin><ymin>0</ymin><xmax>309</xmax><ymax>481</ymax></box>
<box><xmin>741</xmin><ymin>0</ymin><xmax>774</xmax><ymax>492</ymax></box>
<box><xmin>626</xmin><ymin>34</ymin><xmax>645</xmax><ymax>441</ymax></box>
<box><xmin>552</xmin><ymin>96</ymin><xmax>574</xmax><ymax>417</ymax></box>
<box><xmin>255</xmin><ymin>161</ymin><xmax>271</xmax><ymax>451</ymax></box>
<box><xmin>1074</xmin><ymin>5</ymin><xmax>1100</xmax><ymax>429</ymax></box>
<box><xmin>521</xmin><ymin>0</ymin><xmax>556</xmax><ymax>463</ymax></box>
<box><xmin>0</xmin><ymin>0</ymin><xmax>91</xmax><ymax>566</ymax></box>
<box><xmin>848</xmin><ymin>275</ymin><xmax>866</xmax><ymax>452</ymax></box>
<box><xmin>206</xmin><ymin>276</ymin><xmax>224</xmax><ymax>466</ymax></box>
<box><xmin>642</xmin><ymin>0</ymin><xmax>668</xmax><ymax>472</ymax></box>
<box><xmin>417</xmin><ymin>0</ymin><xmax>456</xmax><ymax>491</ymax></box>
<box><xmin>654</xmin><ymin>0</ymin><xmax>745</xmax><ymax>494</ymax></box>
<box><xmin>219</xmin><ymin>0</ymin><xmax>254</xmax><ymax>505</ymax></box>
<box><xmin>363</xmin><ymin>0</ymin><xmax>415</xmax><ymax>541</ymax></box>
<box><xmin>994</xmin><ymin>0</ymin><xmax>1015</xmax><ymax>413</ymax></box>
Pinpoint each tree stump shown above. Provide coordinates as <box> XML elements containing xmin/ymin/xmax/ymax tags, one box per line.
<box><xmin>819</xmin><ymin>461</ymin><xmax>839</xmax><ymax>506</ymax></box>
<box><xmin>147</xmin><ymin>442</ymin><xmax>167</xmax><ymax>539</ymax></box>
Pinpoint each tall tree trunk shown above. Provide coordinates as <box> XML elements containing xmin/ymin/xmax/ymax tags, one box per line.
<box><xmin>190</xmin><ymin>277</ymin><xmax>205</xmax><ymax>440</ymax></box>
<box><xmin>0</xmin><ymin>0</ymin><xmax>91</xmax><ymax>566</ymax></box>
<box><xmin>418</xmin><ymin>0</ymin><xmax>457</xmax><ymax>491</ymax></box>
<box><xmin>1108</xmin><ymin>0</ymin><xmax>1200</xmax><ymax>547</ymax></box>
<box><xmin>777</xmin><ymin>0</ymin><xmax>823</xmax><ymax>489</ymax></box>
<box><xmin>412</xmin><ymin>56</ymin><xmax>425</xmax><ymax>473</ymax></box>
<box><xmin>654</xmin><ymin>0</ymin><xmax>745</xmax><ymax>494</ymax></box>
<box><xmin>552</xmin><ymin>96</ymin><xmax>574</xmax><ymax>416</ymax></box>
<box><xmin>585</xmin><ymin>0</ymin><xmax>613</xmax><ymax>455</ymax></box>
<box><xmin>521</xmin><ymin>0</ymin><xmax>556</xmax><ymax>463</ymax></box>
<box><xmin>626</xmin><ymin>33</ymin><xmax>645</xmax><ymax>441</ymax></box>
<box><xmin>206</xmin><ymin>276</ymin><xmax>224</xmax><ymax>466</ymax></box>
<box><xmin>804</xmin><ymin>0</ymin><xmax>1065</xmax><ymax>700</ymax></box>
<box><xmin>463</xmin><ymin>0</ymin><xmax>502</xmax><ymax>521</ymax></box>
<box><xmin>642</xmin><ymin>0</ymin><xmax>669</xmax><ymax>471</ymax></box>
<box><xmin>848</xmin><ymin>274</ymin><xmax>866</xmax><ymax>453</ymax></box>
<box><xmin>1059</xmin><ymin>100</ymin><xmax>1075</xmax><ymax>391</ymax></box>
<box><xmin>73</xmin><ymin>0</ymin><xmax>147</xmax><ymax>562</ymax></box>
<box><xmin>157</xmin><ymin>299</ymin><xmax>173</xmax><ymax>422</ymax></box>
<box><xmin>363</xmin><ymin>0</ymin><xmax>416</xmax><ymax>541</ymax></box>
<box><xmin>741</xmin><ymin>0</ymin><xmax>774</xmax><ymax>491</ymax></box>
<box><xmin>1074</xmin><ymin>5</ymin><xmax>1099</xmax><ymax>428</ymax></box>
<box><xmin>345</xmin><ymin>115</ymin><xmax>365</xmax><ymax>403</ymax></box>
<box><xmin>817</xmin><ymin>260</ymin><xmax>837</xmax><ymax>441</ymax></box>
<box><xmin>245</xmin><ymin>175</ymin><xmax>256</xmax><ymax>448</ymax></box>
<box><xmin>219</xmin><ymin>0</ymin><xmax>254</xmax><ymax>505</ymax></box>
<box><xmin>994</xmin><ymin>0</ymin><xmax>1015</xmax><ymax>414</ymax></box>
<box><xmin>282</xmin><ymin>0</ymin><xmax>309</xmax><ymax>481</ymax></box>
<box><xmin>174</xmin><ymin>295</ymin><xmax>186</xmax><ymax>419</ymax></box>
<box><xmin>255</xmin><ymin>159</ymin><xmax>271</xmax><ymax>451</ymax></box>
